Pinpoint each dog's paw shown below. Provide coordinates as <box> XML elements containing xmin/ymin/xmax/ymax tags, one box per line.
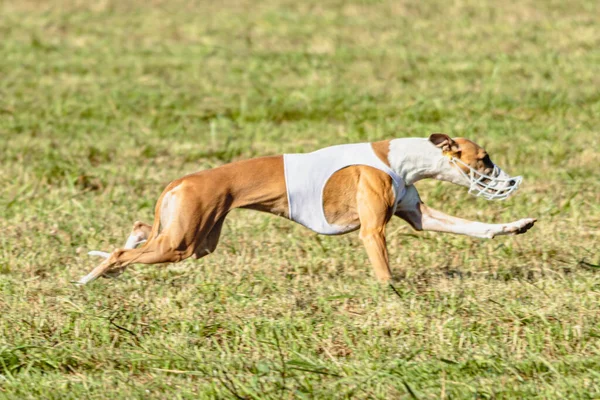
<box><xmin>504</xmin><ymin>218</ymin><xmax>537</xmax><ymax>235</ymax></box>
<box><xmin>88</xmin><ymin>250</ymin><xmax>110</xmax><ymax>259</ymax></box>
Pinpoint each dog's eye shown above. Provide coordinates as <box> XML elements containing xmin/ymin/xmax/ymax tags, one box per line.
<box><xmin>476</xmin><ymin>155</ymin><xmax>494</xmax><ymax>175</ymax></box>
<box><xmin>481</xmin><ymin>154</ymin><xmax>494</xmax><ymax>168</ymax></box>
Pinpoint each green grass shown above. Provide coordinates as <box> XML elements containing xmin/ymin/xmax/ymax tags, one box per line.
<box><xmin>1</xmin><ymin>0</ymin><xmax>599</xmax><ymax>398</ymax></box>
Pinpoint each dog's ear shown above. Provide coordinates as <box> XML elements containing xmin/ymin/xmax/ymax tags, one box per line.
<box><xmin>429</xmin><ymin>133</ymin><xmax>460</xmax><ymax>155</ymax></box>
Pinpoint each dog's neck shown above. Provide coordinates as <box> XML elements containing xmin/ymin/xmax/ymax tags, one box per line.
<box><xmin>388</xmin><ymin>138</ymin><xmax>454</xmax><ymax>185</ymax></box>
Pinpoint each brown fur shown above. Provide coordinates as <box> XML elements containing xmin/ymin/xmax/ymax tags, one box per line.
<box><xmin>81</xmin><ymin>145</ymin><xmax>401</xmax><ymax>282</ymax></box>
<box><xmin>80</xmin><ymin>137</ymin><xmax>536</xmax><ymax>284</ymax></box>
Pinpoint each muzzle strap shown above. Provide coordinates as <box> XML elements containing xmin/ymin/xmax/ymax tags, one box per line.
<box><xmin>450</xmin><ymin>158</ymin><xmax>522</xmax><ymax>201</ymax></box>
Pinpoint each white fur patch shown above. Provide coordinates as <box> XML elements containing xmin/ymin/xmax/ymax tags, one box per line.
<box><xmin>388</xmin><ymin>138</ymin><xmax>463</xmax><ymax>185</ymax></box>
<box><xmin>88</xmin><ymin>250</ymin><xmax>110</xmax><ymax>259</ymax></box>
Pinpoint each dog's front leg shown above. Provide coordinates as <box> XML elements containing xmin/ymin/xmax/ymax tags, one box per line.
<box><xmin>396</xmin><ymin>186</ymin><xmax>536</xmax><ymax>239</ymax></box>
<box><xmin>359</xmin><ymin>226</ymin><xmax>391</xmax><ymax>281</ymax></box>
<box><xmin>356</xmin><ymin>173</ymin><xmax>397</xmax><ymax>282</ymax></box>
<box><xmin>412</xmin><ymin>205</ymin><xmax>536</xmax><ymax>239</ymax></box>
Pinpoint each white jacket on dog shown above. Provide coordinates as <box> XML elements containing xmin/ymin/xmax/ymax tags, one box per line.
<box><xmin>284</xmin><ymin>143</ymin><xmax>405</xmax><ymax>235</ymax></box>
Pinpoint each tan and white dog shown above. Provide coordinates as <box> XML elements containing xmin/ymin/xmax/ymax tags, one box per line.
<box><xmin>79</xmin><ymin>134</ymin><xmax>536</xmax><ymax>284</ymax></box>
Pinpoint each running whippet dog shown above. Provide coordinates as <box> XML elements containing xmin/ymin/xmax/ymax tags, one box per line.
<box><xmin>78</xmin><ymin>134</ymin><xmax>536</xmax><ymax>284</ymax></box>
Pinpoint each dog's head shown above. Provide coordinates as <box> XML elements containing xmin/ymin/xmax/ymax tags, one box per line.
<box><xmin>429</xmin><ymin>133</ymin><xmax>522</xmax><ymax>200</ymax></box>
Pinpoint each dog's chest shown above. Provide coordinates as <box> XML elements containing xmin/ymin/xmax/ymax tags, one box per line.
<box><xmin>284</xmin><ymin>143</ymin><xmax>405</xmax><ymax>235</ymax></box>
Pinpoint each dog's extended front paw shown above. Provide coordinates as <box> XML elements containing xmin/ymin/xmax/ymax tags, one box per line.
<box><xmin>503</xmin><ymin>218</ymin><xmax>537</xmax><ymax>236</ymax></box>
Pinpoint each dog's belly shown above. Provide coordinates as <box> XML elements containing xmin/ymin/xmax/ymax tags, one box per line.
<box><xmin>321</xmin><ymin>221</ymin><xmax>361</xmax><ymax>235</ymax></box>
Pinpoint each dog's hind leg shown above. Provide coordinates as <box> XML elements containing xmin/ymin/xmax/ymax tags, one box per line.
<box><xmin>88</xmin><ymin>221</ymin><xmax>152</xmax><ymax>259</ymax></box>
<box><xmin>123</xmin><ymin>221</ymin><xmax>152</xmax><ymax>249</ymax></box>
<box><xmin>78</xmin><ymin>180</ymin><xmax>226</xmax><ymax>284</ymax></box>
<box><xmin>79</xmin><ymin>235</ymin><xmax>189</xmax><ymax>284</ymax></box>
<box><xmin>192</xmin><ymin>214</ymin><xmax>227</xmax><ymax>259</ymax></box>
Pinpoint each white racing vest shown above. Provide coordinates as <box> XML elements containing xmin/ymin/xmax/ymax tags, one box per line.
<box><xmin>283</xmin><ymin>143</ymin><xmax>405</xmax><ymax>235</ymax></box>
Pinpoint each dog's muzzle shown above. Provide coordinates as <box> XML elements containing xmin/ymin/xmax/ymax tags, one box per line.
<box><xmin>450</xmin><ymin>158</ymin><xmax>522</xmax><ymax>201</ymax></box>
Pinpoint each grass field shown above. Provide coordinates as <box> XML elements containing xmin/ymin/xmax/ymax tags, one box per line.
<box><xmin>1</xmin><ymin>0</ymin><xmax>599</xmax><ymax>398</ymax></box>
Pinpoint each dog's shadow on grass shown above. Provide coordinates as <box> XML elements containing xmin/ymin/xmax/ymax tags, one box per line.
<box><xmin>388</xmin><ymin>258</ymin><xmax>600</xmax><ymax>297</ymax></box>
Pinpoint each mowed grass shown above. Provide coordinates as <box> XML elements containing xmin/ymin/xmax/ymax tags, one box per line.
<box><xmin>1</xmin><ymin>0</ymin><xmax>599</xmax><ymax>398</ymax></box>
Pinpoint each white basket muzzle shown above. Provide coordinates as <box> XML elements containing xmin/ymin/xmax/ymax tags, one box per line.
<box><xmin>450</xmin><ymin>157</ymin><xmax>522</xmax><ymax>201</ymax></box>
